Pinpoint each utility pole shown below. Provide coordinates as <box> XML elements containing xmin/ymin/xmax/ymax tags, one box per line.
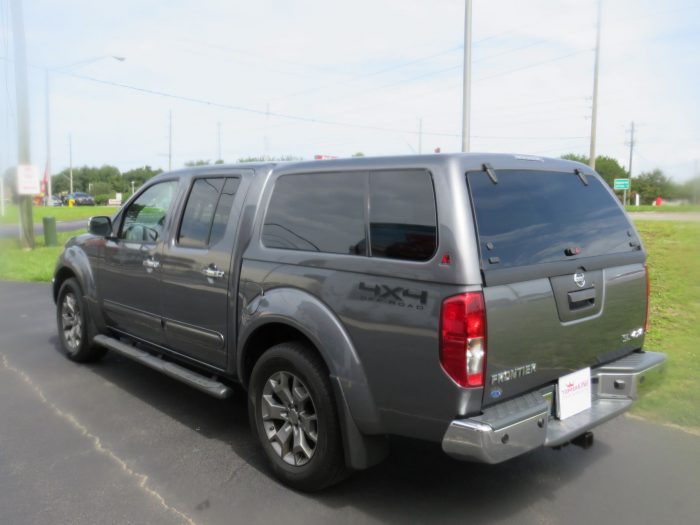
<box><xmin>418</xmin><ymin>118</ymin><xmax>423</xmax><ymax>154</ymax></box>
<box><xmin>168</xmin><ymin>110</ymin><xmax>173</xmax><ymax>171</ymax></box>
<box><xmin>626</xmin><ymin>121</ymin><xmax>635</xmax><ymax>206</ymax></box>
<box><xmin>68</xmin><ymin>134</ymin><xmax>73</xmax><ymax>194</ymax></box>
<box><xmin>264</xmin><ymin>102</ymin><xmax>270</xmax><ymax>158</ymax></box>
<box><xmin>45</xmin><ymin>69</ymin><xmax>51</xmax><ymax>203</ymax></box>
<box><xmin>217</xmin><ymin>121</ymin><xmax>222</xmax><ymax>162</ymax></box>
<box><xmin>588</xmin><ymin>0</ymin><xmax>602</xmax><ymax>170</ymax></box>
<box><xmin>461</xmin><ymin>0</ymin><xmax>473</xmax><ymax>153</ymax></box>
<box><xmin>10</xmin><ymin>0</ymin><xmax>34</xmax><ymax>249</ymax></box>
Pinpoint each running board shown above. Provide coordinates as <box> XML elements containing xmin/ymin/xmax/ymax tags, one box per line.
<box><xmin>93</xmin><ymin>335</ymin><xmax>232</xmax><ymax>399</ymax></box>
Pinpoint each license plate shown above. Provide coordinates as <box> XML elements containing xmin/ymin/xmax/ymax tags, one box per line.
<box><xmin>556</xmin><ymin>367</ymin><xmax>592</xmax><ymax>420</ymax></box>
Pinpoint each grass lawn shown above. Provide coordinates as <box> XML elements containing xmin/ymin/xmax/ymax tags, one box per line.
<box><xmin>0</xmin><ymin>220</ymin><xmax>697</xmax><ymax>430</ymax></box>
<box><xmin>0</xmin><ymin>204</ymin><xmax>117</xmax><ymax>225</ymax></box>
<box><xmin>631</xmin><ymin>220</ymin><xmax>700</xmax><ymax>430</ymax></box>
<box><xmin>0</xmin><ymin>229</ymin><xmax>84</xmax><ymax>282</ymax></box>
<box><xmin>625</xmin><ymin>204</ymin><xmax>700</xmax><ymax>213</ymax></box>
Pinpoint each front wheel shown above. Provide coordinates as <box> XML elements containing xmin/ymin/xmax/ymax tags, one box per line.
<box><xmin>248</xmin><ymin>342</ymin><xmax>347</xmax><ymax>491</ymax></box>
<box><xmin>56</xmin><ymin>278</ymin><xmax>106</xmax><ymax>362</ymax></box>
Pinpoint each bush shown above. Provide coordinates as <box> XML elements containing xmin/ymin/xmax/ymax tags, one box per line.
<box><xmin>94</xmin><ymin>194</ymin><xmax>111</xmax><ymax>205</ymax></box>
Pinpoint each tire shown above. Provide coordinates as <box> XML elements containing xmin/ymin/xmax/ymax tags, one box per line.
<box><xmin>248</xmin><ymin>342</ymin><xmax>347</xmax><ymax>491</ymax></box>
<box><xmin>56</xmin><ymin>278</ymin><xmax>107</xmax><ymax>363</ymax></box>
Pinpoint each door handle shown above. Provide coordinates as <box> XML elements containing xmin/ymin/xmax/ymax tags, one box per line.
<box><xmin>142</xmin><ymin>257</ymin><xmax>160</xmax><ymax>271</ymax></box>
<box><xmin>202</xmin><ymin>266</ymin><xmax>225</xmax><ymax>280</ymax></box>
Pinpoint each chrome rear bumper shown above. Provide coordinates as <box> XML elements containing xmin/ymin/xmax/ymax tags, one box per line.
<box><xmin>442</xmin><ymin>351</ymin><xmax>666</xmax><ymax>463</ymax></box>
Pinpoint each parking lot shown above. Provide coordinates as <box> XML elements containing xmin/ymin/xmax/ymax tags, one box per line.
<box><xmin>1</xmin><ymin>280</ymin><xmax>699</xmax><ymax>525</ymax></box>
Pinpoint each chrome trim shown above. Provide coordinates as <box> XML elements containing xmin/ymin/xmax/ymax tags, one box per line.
<box><xmin>442</xmin><ymin>351</ymin><xmax>667</xmax><ymax>464</ymax></box>
<box><xmin>443</xmin><ymin>410</ymin><xmax>548</xmax><ymax>464</ymax></box>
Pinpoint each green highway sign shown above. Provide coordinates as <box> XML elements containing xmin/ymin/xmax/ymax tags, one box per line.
<box><xmin>613</xmin><ymin>178</ymin><xmax>630</xmax><ymax>190</ymax></box>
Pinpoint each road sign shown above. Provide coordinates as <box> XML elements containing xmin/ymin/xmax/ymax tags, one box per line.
<box><xmin>16</xmin><ymin>165</ymin><xmax>40</xmax><ymax>195</ymax></box>
<box><xmin>613</xmin><ymin>178</ymin><xmax>630</xmax><ymax>190</ymax></box>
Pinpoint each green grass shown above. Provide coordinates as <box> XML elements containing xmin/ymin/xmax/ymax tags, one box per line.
<box><xmin>0</xmin><ymin>229</ymin><xmax>84</xmax><ymax>282</ymax></box>
<box><xmin>631</xmin><ymin>220</ymin><xmax>700</xmax><ymax>430</ymax></box>
<box><xmin>625</xmin><ymin>204</ymin><xmax>700</xmax><ymax>213</ymax></box>
<box><xmin>0</xmin><ymin>204</ymin><xmax>117</xmax><ymax>225</ymax></box>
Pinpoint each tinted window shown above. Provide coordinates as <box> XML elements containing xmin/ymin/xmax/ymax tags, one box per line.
<box><xmin>120</xmin><ymin>181</ymin><xmax>178</xmax><ymax>242</ymax></box>
<box><xmin>178</xmin><ymin>177</ymin><xmax>240</xmax><ymax>248</ymax></box>
<box><xmin>178</xmin><ymin>178</ymin><xmax>224</xmax><ymax>248</ymax></box>
<box><xmin>263</xmin><ymin>172</ymin><xmax>366</xmax><ymax>255</ymax></box>
<box><xmin>369</xmin><ymin>170</ymin><xmax>437</xmax><ymax>261</ymax></box>
<box><xmin>467</xmin><ymin>170</ymin><xmax>634</xmax><ymax>269</ymax></box>
<box><xmin>209</xmin><ymin>177</ymin><xmax>240</xmax><ymax>246</ymax></box>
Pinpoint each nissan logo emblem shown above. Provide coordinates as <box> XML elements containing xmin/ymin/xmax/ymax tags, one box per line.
<box><xmin>574</xmin><ymin>272</ymin><xmax>586</xmax><ymax>288</ymax></box>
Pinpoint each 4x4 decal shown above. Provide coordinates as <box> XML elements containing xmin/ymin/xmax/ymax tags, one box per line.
<box><xmin>358</xmin><ymin>282</ymin><xmax>427</xmax><ymax>310</ymax></box>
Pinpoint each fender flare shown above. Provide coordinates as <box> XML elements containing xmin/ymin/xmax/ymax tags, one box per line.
<box><xmin>54</xmin><ymin>245</ymin><xmax>107</xmax><ymax>334</ymax></box>
<box><xmin>237</xmin><ymin>287</ymin><xmax>383</xmax><ymax>435</ymax></box>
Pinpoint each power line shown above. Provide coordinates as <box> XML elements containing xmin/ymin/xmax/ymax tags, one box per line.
<box><xmin>17</xmin><ymin>59</ymin><xmax>592</xmax><ymax>144</ymax></box>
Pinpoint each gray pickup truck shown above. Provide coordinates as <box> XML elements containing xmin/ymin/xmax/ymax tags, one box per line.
<box><xmin>53</xmin><ymin>153</ymin><xmax>666</xmax><ymax>491</ymax></box>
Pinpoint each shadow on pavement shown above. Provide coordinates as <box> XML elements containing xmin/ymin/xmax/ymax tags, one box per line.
<box><xmin>58</xmin><ymin>338</ymin><xmax>610</xmax><ymax>523</ymax></box>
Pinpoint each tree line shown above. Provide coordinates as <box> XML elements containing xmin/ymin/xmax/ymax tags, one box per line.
<box><xmin>562</xmin><ymin>154</ymin><xmax>699</xmax><ymax>204</ymax></box>
<box><xmin>3</xmin><ymin>153</ymin><xmax>697</xmax><ymax>206</ymax></box>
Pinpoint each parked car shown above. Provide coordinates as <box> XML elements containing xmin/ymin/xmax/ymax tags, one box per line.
<box><xmin>65</xmin><ymin>192</ymin><xmax>96</xmax><ymax>206</ymax></box>
<box><xmin>52</xmin><ymin>154</ymin><xmax>666</xmax><ymax>491</ymax></box>
<box><xmin>42</xmin><ymin>195</ymin><xmax>63</xmax><ymax>206</ymax></box>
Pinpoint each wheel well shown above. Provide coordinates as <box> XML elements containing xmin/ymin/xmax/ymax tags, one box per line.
<box><xmin>53</xmin><ymin>267</ymin><xmax>76</xmax><ymax>302</ymax></box>
<box><xmin>241</xmin><ymin>323</ymin><xmax>326</xmax><ymax>389</ymax></box>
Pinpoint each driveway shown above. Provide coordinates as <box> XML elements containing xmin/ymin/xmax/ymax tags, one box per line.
<box><xmin>1</xmin><ymin>281</ymin><xmax>698</xmax><ymax>525</ymax></box>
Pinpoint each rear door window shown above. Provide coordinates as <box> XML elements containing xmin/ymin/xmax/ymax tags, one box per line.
<box><xmin>369</xmin><ymin>170</ymin><xmax>437</xmax><ymax>261</ymax></box>
<box><xmin>178</xmin><ymin>177</ymin><xmax>240</xmax><ymax>248</ymax></box>
<box><xmin>467</xmin><ymin>170</ymin><xmax>633</xmax><ymax>269</ymax></box>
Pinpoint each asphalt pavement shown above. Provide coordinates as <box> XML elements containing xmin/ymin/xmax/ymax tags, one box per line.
<box><xmin>1</xmin><ymin>280</ymin><xmax>699</xmax><ymax>525</ymax></box>
<box><xmin>0</xmin><ymin>219</ymin><xmax>88</xmax><ymax>239</ymax></box>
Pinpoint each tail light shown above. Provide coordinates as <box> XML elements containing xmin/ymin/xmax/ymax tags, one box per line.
<box><xmin>644</xmin><ymin>264</ymin><xmax>650</xmax><ymax>332</ymax></box>
<box><xmin>440</xmin><ymin>292</ymin><xmax>486</xmax><ymax>388</ymax></box>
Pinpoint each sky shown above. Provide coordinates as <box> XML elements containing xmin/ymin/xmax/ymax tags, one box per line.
<box><xmin>1</xmin><ymin>0</ymin><xmax>699</xmax><ymax>181</ymax></box>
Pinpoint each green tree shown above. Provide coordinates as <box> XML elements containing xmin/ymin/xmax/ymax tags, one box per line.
<box><xmin>560</xmin><ymin>154</ymin><xmax>627</xmax><ymax>188</ymax></box>
<box><xmin>184</xmin><ymin>160</ymin><xmax>212</xmax><ymax>167</ymax></box>
<box><xmin>681</xmin><ymin>176</ymin><xmax>700</xmax><ymax>204</ymax></box>
<box><xmin>51</xmin><ymin>165</ymin><xmax>121</xmax><ymax>194</ymax></box>
<box><xmin>351</xmin><ymin>152</ymin><xmax>365</xmax><ymax>157</ymax></box>
<box><xmin>632</xmin><ymin>169</ymin><xmax>677</xmax><ymax>204</ymax></box>
<box><xmin>122</xmin><ymin>166</ymin><xmax>162</xmax><ymax>193</ymax></box>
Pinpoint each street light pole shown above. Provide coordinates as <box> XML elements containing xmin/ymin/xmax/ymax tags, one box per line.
<box><xmin>45</xmin><ymin>69</ymin><xmax>51</xmax><ymax>204</ymax></box>
<box><xmin>217</xmin><ymin>121</ymin><xmax>222</xmax><ymax>162</ymax></box>
<box><xmin>461</xmin><ymin>0</ymin><xmax>473</xmax><ymax>153</ymax></box>
<box><xmin>69</xmin><ymin>134</ymin><xmax>73</xmax><ymax>194</ymax></box>
<box><xmin>10</xmin><ymin>0</ymin><xmax>34</xmax><ymax>249</ymax></box>
<box><xmin>45</xmin><ymin>55</ymin><xmax>124</xmax><ymax>203</ymax></box>
<box><xmin>588</xmin><ymin>0</ymin><xmax>602</xmax><ymax>169</ymax></box>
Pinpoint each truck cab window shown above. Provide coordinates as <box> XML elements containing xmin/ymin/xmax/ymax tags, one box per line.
<box><xmin>120</xmin><ymin>181</ymin><xmax>178</xmax><ymax>242</ymax></box>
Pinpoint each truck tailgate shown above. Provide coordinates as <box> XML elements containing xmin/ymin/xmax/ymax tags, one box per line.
<box><xmin>465</xmin><ymin>167</ymin><xmax>647</xmax><ymax>405</ymax></box>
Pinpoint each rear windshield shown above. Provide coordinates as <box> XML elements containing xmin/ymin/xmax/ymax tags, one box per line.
<box><xmin>467</xmin><ymin>169</ymin><xmax>634</xmax><ymax>269</ymax></box>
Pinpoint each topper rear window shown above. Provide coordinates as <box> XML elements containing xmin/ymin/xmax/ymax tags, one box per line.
<box><xmin>466</xmin><ymin>169</ymin><xmax>635</xmax><ymax>270</ymax></box>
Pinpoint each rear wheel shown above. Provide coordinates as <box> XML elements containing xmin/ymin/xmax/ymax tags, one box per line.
<box><xmin>56</xmin><ymin>278</ymin><xmax>106</xmax><ymax>362</ymax></box>
<box><xmin>248</xmin><ymin>342</ymin><xmax>346</xmax><ymax>491</ymax></box>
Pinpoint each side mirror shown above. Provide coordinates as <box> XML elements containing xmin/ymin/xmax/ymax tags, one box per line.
<box><xmin>88</xmin><ymin>216</ymin><xmax>113</xmax><ymax>237</ymax></box>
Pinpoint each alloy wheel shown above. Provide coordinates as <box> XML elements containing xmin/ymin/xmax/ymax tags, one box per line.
<box><xmin>61</xmin><ymin>293</ymin><xmax>82</xmax><ymax>352</ymax></box>
<box><xmin>261</xmin><ymin>371</ymin><xmax>318</xmax><ymax>466</ymax></box>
